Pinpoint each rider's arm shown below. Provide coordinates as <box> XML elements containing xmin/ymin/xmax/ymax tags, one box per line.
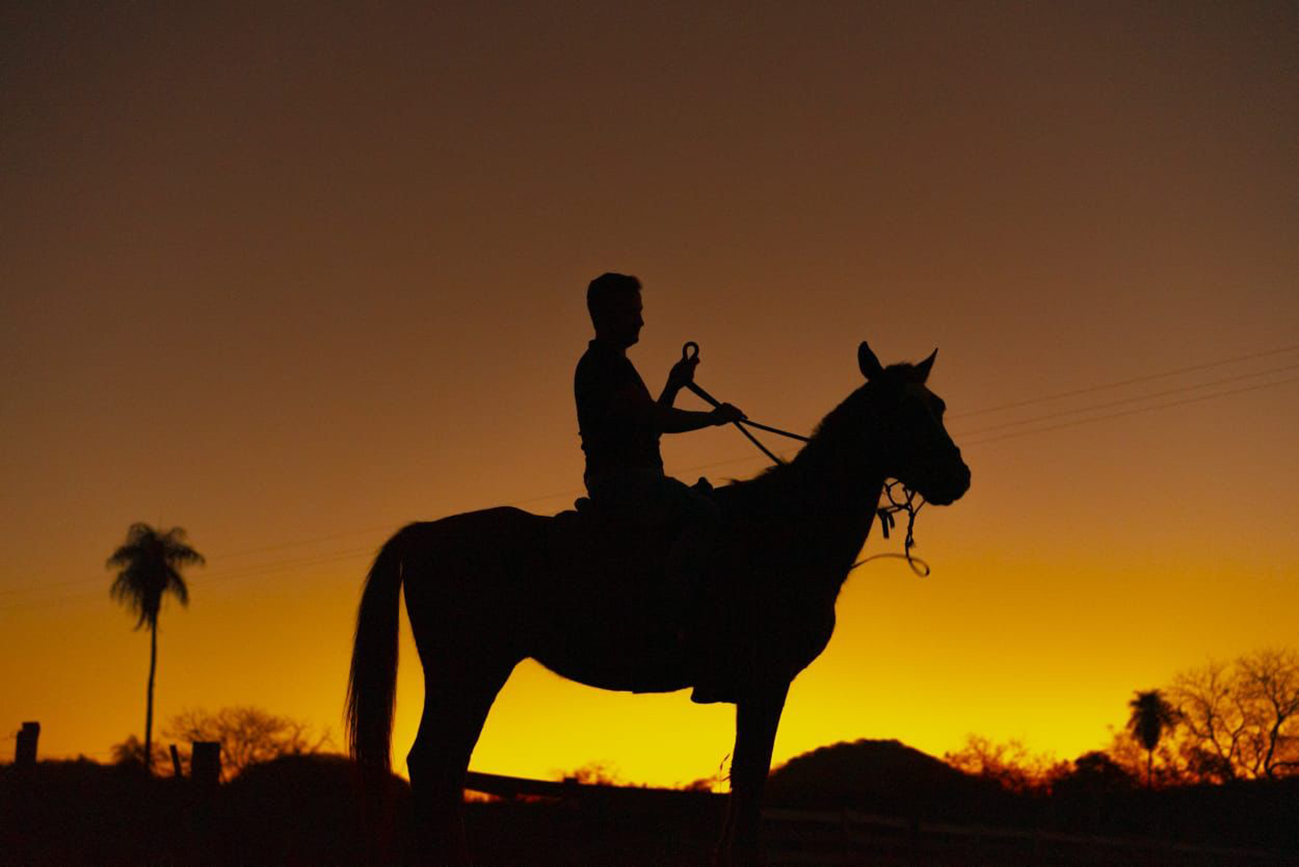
<box><xmin>657</xmin><ymin>404</ymin><xmax>729</xmax><ymax>433</ymax></box>
<box><xmin>657</xmin><ymin>354</ymin><xmax>696</xmax><ymax>409</ymax></box>
<box><xmin>654</xmin><ymin>383</ymin><xmax>713</xmax><ymax>433</ymax></box>
<box><xmin>610</xmin><ymin>383</ymin><xmax>741</xmax><ymax>434</ymax></box>
<box><xmin>650</xmin><ymin>353</ymin><xmax>743</xmax><ymax>432</ymax></box>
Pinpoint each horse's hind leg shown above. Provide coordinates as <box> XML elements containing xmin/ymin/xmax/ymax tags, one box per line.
<box><xmin>406</xmin><ymin>655</ymin><xmax>517</xmax><ymax>866</ymax></box>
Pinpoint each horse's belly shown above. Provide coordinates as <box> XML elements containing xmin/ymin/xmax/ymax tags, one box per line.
<box><xmin>530</xmin><ymin>616</ymin><xmax>694</xmax><ymax>695</ymax></box>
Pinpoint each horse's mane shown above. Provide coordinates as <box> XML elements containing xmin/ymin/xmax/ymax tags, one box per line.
<box><xmin>719</xmin><ymin>362</ymin><xmax>921</xmax><ymax>511</ymax></box>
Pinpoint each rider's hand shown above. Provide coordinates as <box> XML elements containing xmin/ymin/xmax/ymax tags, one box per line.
<box><xmin>711</xmin><ymin>403</ymin><xmax>746</xmax><ymax>426</ymax></box>
<box><xmin>667</xmin><ymin>355</ymin><xmax>699</xmax><ymax>391</ymax></box>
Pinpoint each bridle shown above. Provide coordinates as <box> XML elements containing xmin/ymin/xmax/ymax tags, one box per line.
<box><xmin>682</xmin><ymin>342</ymin><xmax>930</xmax><ymax>576</ymax></box>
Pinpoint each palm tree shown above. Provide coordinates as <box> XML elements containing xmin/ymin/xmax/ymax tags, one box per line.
<box><xmin>1127</xmin><ymin>688</ymin><xmax>1177</xmax><ymax>788</ymax></box>
<box><xmin>107</xmin><ymin>523</ymin><xmax>204</xmax><ymax>774</ymax></box>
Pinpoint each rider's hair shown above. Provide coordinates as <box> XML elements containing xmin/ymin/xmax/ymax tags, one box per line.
<box><xmin>586</xmin><ymin>272</ymin><xmax>641</xmax><ymax>327</ymax></box>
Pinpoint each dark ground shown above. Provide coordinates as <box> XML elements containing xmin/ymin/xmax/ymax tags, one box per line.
<box><xmin>2</xmin><ymin>750</ymin><xmax>1295</xmax><ymax>865</ymax></box>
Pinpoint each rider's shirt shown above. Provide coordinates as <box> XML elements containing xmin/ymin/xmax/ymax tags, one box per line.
<box><xmin>575</xmin><ymin>339</ymin><xmax>664</xmax><ymax>486</ymax></box>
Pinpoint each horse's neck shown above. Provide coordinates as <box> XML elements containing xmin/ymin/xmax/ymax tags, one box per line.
<box><xmin>789</xmin><ymin>399</ymin><xmax>885</xmax><ymax>507</ymax></box>
<box><xmin>780</xmin><ymin>420</ymin><xmax>886</xmax><ymax>588</ymax></box>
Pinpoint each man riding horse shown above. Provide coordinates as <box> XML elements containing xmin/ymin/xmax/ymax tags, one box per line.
<box><xmin>576</xmin><ymin>271</ymin><xmax>744</xmax><ymax>517</ymax></box>
<box><xmin>347</xmin><ymin>287</ymin><xmax>971</xmax><ymax>863</ymax></box>
<box><xmin>576</xmin><ymin>272</ymin><xmax>747</xmax><ymax>700</ymax></box>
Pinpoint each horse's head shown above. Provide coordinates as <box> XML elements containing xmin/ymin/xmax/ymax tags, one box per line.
<box><xmin>857</xmin><ymin>340</ymin><xmax>970</xmax><ymax>506</ymax></box>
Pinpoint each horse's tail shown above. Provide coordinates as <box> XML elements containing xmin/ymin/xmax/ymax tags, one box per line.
<box><xmin>345</xmin><ymin>524</ymin><xmax>413</xmax><ymax>776</ymax></box>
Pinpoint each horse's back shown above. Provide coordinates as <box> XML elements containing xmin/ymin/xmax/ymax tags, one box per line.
<box><xmin>394</xmin><ymin>506</ymin><xmax>548</xmax><ymax>549</ymax></box>
<box><xmin>393</xmin><ymin>507</ymin><xmax>551</xmax><ymax>635</ymax></box>
<box><xmin>392</xmin><ymin>503</ymin><xmax>689</xmax><ymax>686</ymax></box>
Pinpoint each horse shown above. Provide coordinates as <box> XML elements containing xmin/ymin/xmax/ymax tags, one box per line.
<box><xmin>346</xmin><ymin>339</ymin><xmax>970</xmax><ymax>864</ymax></box>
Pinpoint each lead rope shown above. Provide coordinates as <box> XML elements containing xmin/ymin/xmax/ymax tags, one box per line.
<box><xmin>855</xmin><ymin>481</ymin><xmax>931</xmax><ymax>577</ymax></box>
<box><xmin>684</xmin><ymin>341</ymin><xmax>930</xmax><ymax>576</ymax></box>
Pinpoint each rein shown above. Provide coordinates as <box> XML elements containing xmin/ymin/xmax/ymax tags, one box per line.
<box><xmin>683</xmin><ymin>342</ymin><xmax>931</xmax><ymax>576</ymax></box>
<box><xmin>681</xmin><ymin>342</ymin><xmax>809</xmax><ymax>463</ymax></box>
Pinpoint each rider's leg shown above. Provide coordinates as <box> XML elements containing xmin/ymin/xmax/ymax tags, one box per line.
<box><xmin>587</xmin><ymin>470</ymin><xmax>730</xmax><ymax>699</ymax></box>
<box><xmin>639</xmin><ymin>478</ymin><xmax>740</xmax><ymax>703</ymax></box>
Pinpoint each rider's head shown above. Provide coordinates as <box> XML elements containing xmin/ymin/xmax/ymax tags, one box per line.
<box><xmin>587</xmin><ymin>272</ymin><xmax>643</xmax><ymax>348</ymax></box>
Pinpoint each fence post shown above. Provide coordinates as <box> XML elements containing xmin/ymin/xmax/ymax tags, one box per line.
<box><xmin>15</xmin><ymin>722</ymin><xmax>39</xmax><ymax>767</ymax></box>
<box><xmin>170</xmin><ymin>743</ymin><xmax>184</xmax><ymax>778</ymax></box>
<box><xmin>191</xmin><ymin>741</ymin><xmax>221</xmax><ymax>787</ymax></box>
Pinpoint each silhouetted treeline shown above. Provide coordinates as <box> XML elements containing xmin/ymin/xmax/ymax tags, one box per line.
<box><xmin>4</xmin><ymin>744</ymin><xmax>1295</xmax><ymax>865</ymax></box>
<box><xmin>0</xmin><ymin>755</ymin><xmax>406</xmax><ymax>866</ymax></box>
<box><xmin>1142</xmin><ymin>648</ymin><xmax>1299</xmax><ymax>783</ymax></box>
<box><xmin>111</xmin><ymin>705</ymin><xmax>332</xmax><ymax>782</ymax></box>
<box><xmin>942</xmin><ymin>648</ymin><xmax>1299</xmax><ymax>793</ymax></box>
<box><xmin>0</xmin><ymin>755</ymin><xmax>715</xmax><ymax>866</ymax></box>
<box><xmin>765</xmin><ymin>739</ymin><xmax>1298</xmax><ymax>854</ymax></box>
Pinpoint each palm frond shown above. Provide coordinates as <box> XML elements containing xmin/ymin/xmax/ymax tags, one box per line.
<box><xmin>110</xmin><ymin>573</ymin><xmax>150</xmax><ymax>629</ymax></box>
<box><xmin>106</xmin><ymin>542</ymin><xmax>142</xmax><ymax>569</ymax></box>
<box><xmin>165</xmin><ymin>567</ymin><xmax>190</xmax><ymax>607</ymax></box>
<box><xmin>106</xmin><ymin>522</ymin><xmax>203</xmax><ymax>628</ymax></box>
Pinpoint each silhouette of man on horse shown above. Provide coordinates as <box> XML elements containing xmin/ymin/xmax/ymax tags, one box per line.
<box><xmin>575</xmin><ymin>272</ymin><xmax>748</xmax><ymax>701</ymax></box>
<box><xmin>347</xmin><ymin>296</ymin><xmax>971</xmax><ymax>862</ymax></box>
<box><xmin>576</xmin><ymin>272</ymin><xmax>744</xmax><ymax>524</ymax></box>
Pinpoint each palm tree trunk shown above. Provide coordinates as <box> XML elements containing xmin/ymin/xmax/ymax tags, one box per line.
<box><xmin>1146</xmin><ymin>748</ymin><xmax>1153</xmax><ymax>789</ymax></box>
<box><xmin>145</xmin><ymin>622</ymin><xmax>157</xmax><ymax>775</ymax></box>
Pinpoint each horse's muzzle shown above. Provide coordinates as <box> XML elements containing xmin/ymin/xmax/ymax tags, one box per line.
<box><xmin>922</xmin><ymin>460</ymin><xmax>971</xmax><ymax>506</ymax></box>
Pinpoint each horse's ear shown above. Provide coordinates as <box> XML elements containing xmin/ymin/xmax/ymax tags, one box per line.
<box><xmin>915</xmin><ymin>348</ymin><xmax>938</xmax><ymax>383</ymax></box>
<box><xmin>858</xmin><ymin>341</ymin><xmax>884</xmax><ymax>381</ymax></box>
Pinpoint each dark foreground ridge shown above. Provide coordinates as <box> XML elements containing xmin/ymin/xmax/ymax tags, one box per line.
<box><xmin>3</xmin><ymin>744</ymin><xmax>1295</xmax><ymax>865</ymax></box>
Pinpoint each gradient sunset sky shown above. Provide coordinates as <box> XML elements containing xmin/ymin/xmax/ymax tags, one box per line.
<box><xmin>3</xmin><ymin>1</ymin><xmax>1297</xmax><ymax>787</ymax></box>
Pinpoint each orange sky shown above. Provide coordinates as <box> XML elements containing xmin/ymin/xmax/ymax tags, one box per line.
<box><xmin>3</xmin><ymin>2</ymin><xmax>1297</xmax><ymax>787</ymax></box>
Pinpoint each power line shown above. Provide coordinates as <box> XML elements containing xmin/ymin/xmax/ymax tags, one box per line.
<box><xmin>0</xmin><ymin>457</ymin><xmax>774</xmax><ymax>613</ymax></box>
<box><xmin>207</xmin><ymin>524</ymin><xmax>402</xmax><ymax>561</ymax></box>
<box><xmin>0</xmin><ymin>547</ymin><xmax>381</xmax><ymax>613</ymax></box>
<box><xmin>0</xmin><ymin>459</ymin><xmax>771</xmax><ymax>611</ymax></box>
<box><xmin>953</xmin><ymin>361</ymin><xmax>1299</xmax><ymax>438</ymax></box>
<box><xmin>0</xmin><ymin>538</ymin><xmax>393</xmax><ymax>600</ymax></box>
<box><xmin>964</xmin><ymin>376</ymin><xmax>1299</xmax><ymax>446</ymax></box>
<box><xmin>4</xmin><ymin>346</ymin><xmax>1295</xmax><ymax>612</ymax></box>
<box><xmin>951</xmin><ymin>343</ymin><xmax>1299</xmax><ymax>419</ymax></box>
<box><xmin>0</xmin><ymin>526</ymin><xmax>402</xmax><ymax>599</ymax></box>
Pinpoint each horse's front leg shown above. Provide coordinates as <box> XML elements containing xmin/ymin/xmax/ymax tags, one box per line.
<box><xmin>717</xmin><ymin>683</ymin><xmax>789</xmax><ymax>867</ymax></box>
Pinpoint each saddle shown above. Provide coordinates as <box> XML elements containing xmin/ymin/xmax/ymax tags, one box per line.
<box><xmin>544</xmin><ymin>481</ymin><xmax>743</xmax><ymax>703</ymax></box>
<box><xmin>554</xmin><ymin>476</ymin><xmax>715</xmax><ymax>582</ymax></box>
<box><xmin>546</xmin><ymin>498</ymin><xmax>678</xmax><ymax>589</ymax></box>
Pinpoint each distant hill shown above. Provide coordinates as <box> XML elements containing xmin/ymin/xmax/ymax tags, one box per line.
<box><xmin>763</xmin><ymin>738</ymin><xmax>1299</xmax><ymax>854</ymax></box>
<box><xmin>765</xmin><ymin>738</ymin><xmax>1019</xmax><ymax>823</ymax></box>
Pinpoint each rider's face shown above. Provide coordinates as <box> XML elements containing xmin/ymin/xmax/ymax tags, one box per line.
<box><xmin>604</xmin><ymin>290</ymin><xmax>644</xmax><ymax>348</ymax></box>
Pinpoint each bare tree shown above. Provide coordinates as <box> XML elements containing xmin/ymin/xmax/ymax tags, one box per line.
<box><xmin>1236</xmin><ymin>648</ymin><xmax>1299</xmax><ymax>779</ymax></box>
<box><xmin>163</xmin><ymin>706</ymin><xmax>332</xmax><ymax>781</ymax></box>
<box><xmin>943</xmin><ymin>735</ymin><xmax>1067</xmax><ymax>795</ymax></box>
<box><xmin>110</xmin><ymin>734</ymin><xmax>172</xmax><ymax>774</ymax></box>
<box><xmin>1168</xmin><ymin>659</ymin><xmax>1246</xmax><ymax>782</ymax></box>
<box><xmin>1168</xmin><ymin>649</ymin><xmax>1299</xmax><ymax>781</ymax></box>
<box><xmin>560</xmin><ymin>760</ymin><xmax>625</xmax><ymax>786</ymax></box>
